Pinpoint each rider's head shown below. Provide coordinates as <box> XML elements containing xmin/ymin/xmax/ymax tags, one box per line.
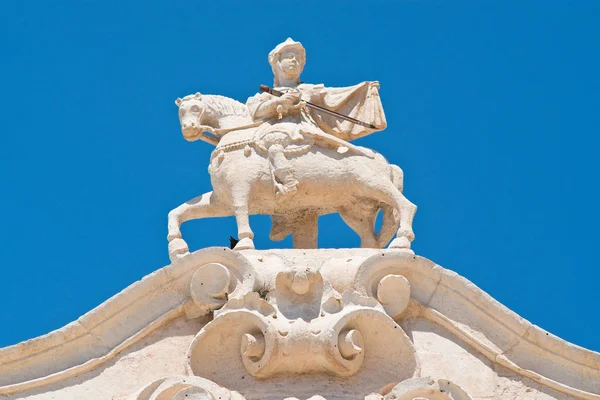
<box><xmin>269</xmin><ymin>38</ymin><xmax>305</xmax><ymax>87</ymax></box>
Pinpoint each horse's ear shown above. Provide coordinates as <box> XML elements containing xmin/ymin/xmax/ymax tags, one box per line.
<box><xmin>194</xmin><ymin>92</ymin><xmax>202</xmax><ymax>99</ymax></box>
<box><xmin>175</xmin><ymin>97</ymin><xmax>182</xmax><ymax>107</ymax></box>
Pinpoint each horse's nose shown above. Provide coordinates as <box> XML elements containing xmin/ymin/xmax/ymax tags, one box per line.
<box><xmin>183</xmin><ymin>122</ymin><xmax>196</xmax><ymax>129</ymax></box>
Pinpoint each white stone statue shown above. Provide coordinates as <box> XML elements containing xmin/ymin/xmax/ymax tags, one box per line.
<box><xmin>167</xmin><ymin>38</ymin><xmax>416</xmax><ymax>258</ymax></box>
<box><xmin>3</xmin><ymin>37</ymin><xmax>599</xmax><ymax>400</ymax></box>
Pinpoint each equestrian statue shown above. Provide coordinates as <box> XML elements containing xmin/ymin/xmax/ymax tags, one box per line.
<box><xmin>167</xmin><ymin>38</ymin><xmax>416</xmax><ymax>260</ymax></box>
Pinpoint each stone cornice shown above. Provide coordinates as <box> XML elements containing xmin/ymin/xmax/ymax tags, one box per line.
<box><xmin>0</xmin><ymin>248</ymin><xmax>598</xmax><ymax>398</ymax></box>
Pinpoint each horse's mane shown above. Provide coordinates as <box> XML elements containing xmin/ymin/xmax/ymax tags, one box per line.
<box><xmin>182</xmin><ymin>93</ymin><xmax>249</xmax><ymax>118</ymax></box>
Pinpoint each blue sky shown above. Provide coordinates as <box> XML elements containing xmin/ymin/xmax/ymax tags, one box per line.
<box><xmin>1</xmin><ymin>1</ymin><xmax>599</xmax><ymax>352</ymax></box>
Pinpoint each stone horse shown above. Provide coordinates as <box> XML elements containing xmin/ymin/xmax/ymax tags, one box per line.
<box><xmin>167</xmin><ymin>93</ymin><xmax>416</xmax><ymax>259</ymax></box>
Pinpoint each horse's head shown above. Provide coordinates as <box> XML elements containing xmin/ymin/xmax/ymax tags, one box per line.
<box><xmin>175</xmin><ymin>93</ymin><xmax>216</xmax><ymax>141</ymax></box>
<box><xmin>176</xmin><ymin>92</ymin><xmax>253</xmax><ymax>141</ymax></box>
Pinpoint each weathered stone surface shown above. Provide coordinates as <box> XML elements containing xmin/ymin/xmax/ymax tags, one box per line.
<box><xmin>406</xmin><ymin>318</ymin><xmax>496</xmax><ymax>398</ymax></box>
<box><xmin>11</xmin><ymin>316</ymin><xmax>207</xmax><ymax>399</ymax></box>
<box><xmin>2</xmin><ymin>38</ymin><xmax>599</xmax><ymax>400</ymax></box>
<box><xmin>0</xmin><ymin>249</ymin><xmax>598</xmax><ymax>399</ymax></box>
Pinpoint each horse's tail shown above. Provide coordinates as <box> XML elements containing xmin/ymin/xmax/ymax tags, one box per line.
<box><xmin>375</xmin><ymin>164</ymin><xmax>404</xmax><ymax>247</ymax></box>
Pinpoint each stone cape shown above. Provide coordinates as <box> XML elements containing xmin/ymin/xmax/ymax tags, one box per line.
<box><xmin>245</xmin><ymin>81</ymin><xmax>387</xmax><ymax>143</ymax></box>
<box><xmin>0</xmin><ymin>248</ymin><xmax>599</xmax><ymax>400</ymax></box>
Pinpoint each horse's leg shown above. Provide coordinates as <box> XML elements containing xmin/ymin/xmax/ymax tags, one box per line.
<box><xmin>375</xmin><ymin>204</ymin><xmax>400</xmax><ymax>248</ymax></box>
<box><xmin>339</xmin><ymin>203</ymin><xmax>379</xmax><ymax>248</ymax></box>
<box><xmin>291</xmin><ymin>211</ymin><xmax>318</xmax><ymax>249</ymax></box>
<box><xmin>361</xmin><ymin>181</ymin><xmax>417</xmax><ymax>252</ymax></box>
<box><xmin>230</xmin><ymin>185</ymin><xmax>255</xmax><ymax>250</ymax></box>
<box><xmin>384</xmin><ymin>165</ymin><xmax>416</xmax><ymax>249</ymax></box>
<box><xmin>387</xmin><ymin>192</ymin><xmax>417</xmax><ymax>251</ymax></box>
<box><xmin>167</xmin><ymin>191</ymin><xmax>229</xmax><ymax>260</ymax></box>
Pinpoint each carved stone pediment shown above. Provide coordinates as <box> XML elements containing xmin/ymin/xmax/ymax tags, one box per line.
<box><xmin>1</xmin><ymin>248</ymin><xmax>599</xmax><ymax>399</ymax></box>
<box><xmin>132</xmin><ymin>376</ymin><xmax>473</xmax><ymax>400</ymax></box>
<box><xmin>384</xmin><ymin>377</ymin><xmax>472</xmax><ymax>400</ymax></box>
<box><xmin>183</xmin><ymin>250</ymin><xmax>419</xmax><ymax>398</ymax></box>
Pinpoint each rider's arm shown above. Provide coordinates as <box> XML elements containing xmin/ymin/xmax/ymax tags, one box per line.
<box><xmin>252</xmin><ymin>98</ymin><xmax>281</xmax><ymax>120</ymax></box>
<box><xmin>247</xmin><ymin>92</ymin><xmax>280</xmax><ymax>121</ymax></box>
<box><xmin>247</xmin><ymin>91</ymin><xmax>300</xmax><ymax>121</ymax></box>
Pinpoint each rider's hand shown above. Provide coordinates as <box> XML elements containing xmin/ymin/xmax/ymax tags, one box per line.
<box><xmin>310</xmin><ymin>89</ymin><xmax>327</xmax><ymax>104</ymax></box>
<box><xmin>280</xmin><ymin>90</ymin><xmax>301</xmax><ymax>106</ymax></box>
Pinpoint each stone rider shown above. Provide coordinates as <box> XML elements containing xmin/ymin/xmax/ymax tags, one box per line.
<box><xmin>247</xmin><ymin>38</ymin><xmax>387</xmax><ymax>200</ymax></box>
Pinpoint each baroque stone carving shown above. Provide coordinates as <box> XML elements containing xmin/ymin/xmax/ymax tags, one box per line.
<box><xmin>384</xmin><ymin>377</ymin><xmax>473</xmax><ymax>400</ymax></box>
<box><xmin>2</xmin><ymin>248</ymin><xmax>597</xmax><ymax>399</ymax></box>
<box><xmin>167</xmin><ymin>37</ymin><xmax>416</xmax><ymax>257</ymax></box>
<box><xmin>134</xmin><ymin>376</ymin><xmax>241</xmax><ymax>400</ymax></box>
<box><xmin>185</xmin><ymin>270</ymin><xmax>417</xmax><ymax>380</ymax></box>
<box><xmin>184</xmin><ymin>252</ymin><xmax>257</xmax><ymax>319</ymax></box>
<box><xmin>161</xmin><ymin>251</ymin><xmax>425</xmax><ymax>399</ymax></box>
<box><xmin>133</xmin><ymin>375</ymin><xmax>474</xmax><ymax>400</ymax></box>
<box><xmin>155</xmin><ymin>249</ymin><xmax>482</xmax><ymax>400</ymax></box>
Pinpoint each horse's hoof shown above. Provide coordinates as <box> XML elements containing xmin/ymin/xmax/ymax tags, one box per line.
<box><xmin>388</xmin><ymin>237</ymin><xmax>414</xmax><ymax>254</ymax></box>
<box><xmin>397</xmin><ymin>228</ymin><xmax>415</xmax><ymax>242</ymax></box>
<box><xmin>169</xmin><ymin>238</ymin><xmax>190</xmax><ymax>261</ymax></box>
<box><xmin>234</xmin><ymin>237</ymin><xmax>255</xmax><ymax>250</ymax></box>
<box><xmin>167</xmin><ymin>232</ymin><xmax>182</xmax><ymax>242</ymax></box>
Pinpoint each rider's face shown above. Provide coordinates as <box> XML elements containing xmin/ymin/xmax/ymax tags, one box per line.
<box><xmin>278</xmin><ymin>50</ymin><xmax>304</xmax><ymax>77</ymax></box>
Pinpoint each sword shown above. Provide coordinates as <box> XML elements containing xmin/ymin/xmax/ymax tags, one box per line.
<box><xmin>259</xmin><ymin>85</ymin><xmax>376</xmax><ymax>159</ymax></box>
<box><xmin>259</xmin><ymin>85</ymin><xmax>379</xmax><ymax>130</ymax></box>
